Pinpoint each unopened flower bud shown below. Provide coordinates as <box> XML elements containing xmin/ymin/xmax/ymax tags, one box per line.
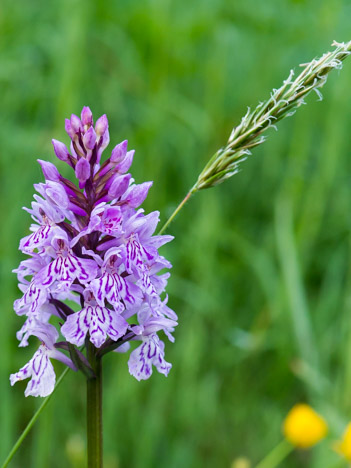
<box><xmin>64</xmin><ymin>120</ymin><xmax>75</xmax><ymax>139</ymax></box>
<box><xmin>75</xmin><ymin>157</ymin><xmax>91</xmax><ymax>183</ymax></box>
<box><xmin>95</xmin><ymin>114</ymin><xmax>108</xmax><ymax>136</ymax></box>
<box><xmin>108</xmin><ymin>173</ymin><xmax>131</xmax><ymax>199</ymax></box>
<box><xmin>81</xmin><ymin>106</ymin><xmax>93</xmax><ymax>127</ymax></box>
<box><xmin>111</xmin><ymin>140</ymin><xmax>128</xmax><ymax>164</ymax></box>
<box><xmin>52</xmin><ymin>139</ymin><xmax>70</xmax><ymax>162</ymax></box>
<box><xmin>83</xmin><ymin>127</ymin><xmax>97</xmax><ymax>150</ymax></box>
<box><xmin>116</xmin><ymin>150</ymin><xmax>134</xmax><ymax>174</ymax></box>
<box><xmin>37</xmin><ymin>160</ymin><xmax>60</xmax><ymax>182</ymax></box>
<box><xmin>70</xmin><ymin>114</ymin><xmax>82</xmax><ymax>133</ymax></box>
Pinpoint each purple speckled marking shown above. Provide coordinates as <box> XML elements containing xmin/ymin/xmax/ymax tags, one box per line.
<box><xmin>35</xmin><ymin>250</ymin><xmax>98</xmax><ymax>292</ymax></box>
<box><xmin>91</xmin><ymin>271</ymin><xmax>141</xmax><ymax>311</ymax></box>
<box><xmin>128</xmin><ymin>334</ymin><xmax>171</xmax><ymax>381</ymax></box>
<box><xmin>62</xmin><ymin>303</ymin><xmax>128</xmax><ymax>348</ymax></box>
<box><xmin>10</xmin><ymin>345</ymin><xmax>56</xmax><ymax>397</ymax></box>
<box><xmin>14</xmin><ymin>281</ymin><xmax>47</xmax><ymax>316</ymax></box>
<box><xmin>21</xmin><ymin>225</ymin><xmax>52</xmax><ymax>252</ymax></box>
<box><xmin>126</xmin><ymin>234</ymin><xmax>145</xmax><ymax>274</ymax></box>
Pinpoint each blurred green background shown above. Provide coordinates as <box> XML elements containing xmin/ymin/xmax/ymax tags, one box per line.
<box><xmin>1</xmin><ymin>0</ymin><xmax>351</xmax><ymax>467</ymax></box>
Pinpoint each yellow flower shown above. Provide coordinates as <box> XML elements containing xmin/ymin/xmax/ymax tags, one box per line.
<box><xmin>335</xmin><ymin>423</ymin><xmax>351</xmax><ymax>461</ymax></box>
<box><xmin>283</xmin><ymin>403</ymin><xmax>328</xmax><ymax>448</ymax></box>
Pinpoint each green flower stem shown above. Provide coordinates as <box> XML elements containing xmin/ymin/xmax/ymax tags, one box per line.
<box><xmin>158</xmin><ymin>189</ymin><xmax>195</xmax><ymax>235</ymax></box>
<box><xmin>87</xmin><ymin>342</ymin><xmax>103</xmax><ymax>468</ymax></box>
<box><xmin>255</xmin><ymin>439</ymin><xmax>293</xmax><ymax>468</ymax></box>
<box><xmin>1</xmin><ymin>367</ymin><xmax>70</xmax><ymax>468</ymax></box>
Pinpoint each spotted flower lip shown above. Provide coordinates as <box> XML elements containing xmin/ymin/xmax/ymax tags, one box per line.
<box><xmin>128</xmin><ymin>334</ymin><xmax>172</xmax><ymax>381</ymax></box>
<box><xmin>61</xmin><ymin>290</ymin><xmax>129</xmax><ymax>348</ymax></box>
<box><xmin>10</xmin><ymin>323</ymin><xmax>76</xmax><ymax>397</ymax></box>
<box><xmin>11</xmin><ymin>107</ymin><xmax>176</xmax><ymax>397</ymax></box>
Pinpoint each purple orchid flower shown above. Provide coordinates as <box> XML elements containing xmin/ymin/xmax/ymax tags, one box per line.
<box><xmin>11</xmin><ymin>107</ymin><xmax>176</xmax><ymax>397</ymax></box>
<box><xmin>10</xmin><ymin>322</ymin><xmax>76</xmax><ymax>397</ymax></box>
<box><xmin>128</xmin><ymin>334</ymin><xmax>172</xmax><ymax>381</ymax></box>
<box><xmin>61</xmin><ymin>289</ymin><xmax>129</xmax><ymax>348</ymax></box>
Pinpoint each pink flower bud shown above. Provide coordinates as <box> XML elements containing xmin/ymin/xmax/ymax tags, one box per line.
<box><xmin>52</xmin><ymin>139</ymin><xmax>70</xmax><ymax>162</ymax></box>
<box><xmin>64</xmin><ymin>119</ymin><xmax>75</xmax><ymax>139</ymax></box>
<box><xmin>95</xmin><ymin>114</ymin><xmax>108</xmax><ymax>136</ymax></box>
<box><xmin>70</xmin><ymin>114</ymin><xmax>82</xmax><ymax>133</ymax></box>
<box><xmin>116</xmin><ymin>150</ymin><xmax>134</xmax><ymax>174</ymax></box>
<box><xmin>37</xmin><ymin>160</ymin><xmax>60</xmax><ymax>182</ymax></box>
<box><xmin>108</xmin><ymin>173</ymin><xmax>131</xmax><ymax>199</ymax></box>
<box><xmin>81</xmin><ymin>106</ymin><xmax>93</xmax><ymax>126</ymax></box>
<box><xmin>83</xmin><ymin>126</ymin><xmax>97</xmax><ymax>150</ymax></box>
<box><xmin>75</xmin><ymin>157</ymin><xmax>91</xmax><ymax>183</ymax></box>
<box><xmin>111</xmin><ymin>140</ymin><xmax>128</xmax><ymax>164</ymax></box>
<box><xmin>99</xmin><ymin>128</ymin><xmax>110</xmax><ymax>151</ymax></box>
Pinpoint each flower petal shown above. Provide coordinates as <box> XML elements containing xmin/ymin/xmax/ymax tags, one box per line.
<box><xmin>61</xmin><ymin>308</ymin><xmax>90</xmax><ymax>347</ymax></box>
<box><xmin>10</xmin><ymin>345</ymin><xmax>56</xmax><ymax>397</ymax></box>
<box><xmin>128</xmin><ymin>335</ymin><xmax>171</xmax><ymax>381</ymax></box>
